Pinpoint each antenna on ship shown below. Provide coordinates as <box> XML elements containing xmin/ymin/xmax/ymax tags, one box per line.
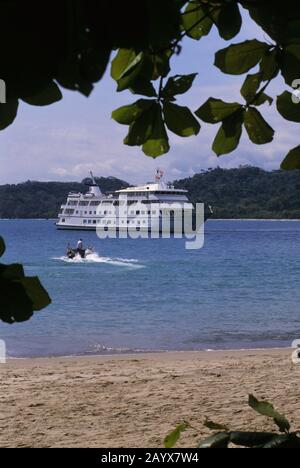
<box><xmin>88</xmin><ymin>171</ymin><xmax>102</xmax><ymax>197</ymax></box>
<box><xmin>90</xmin><ymin>171</ymin><xmax>97</xmax><ymax>186</ymax></box>
<box><xmin>155</xmin><ymin>168</ymin><xmax>164</xmax><ymax>183</ymax></box>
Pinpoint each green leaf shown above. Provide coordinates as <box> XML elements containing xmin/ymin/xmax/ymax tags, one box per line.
<box><xmin>248</xmin><ymin>395</ymin><xmax>291</xmax><ymax>433</ymax></box>
<box><xmin>57</xmin><ymin>61</ymin><xmax>94</xmax><ymax>97</ymax></box>
<box><xmin>285</xmin><ymin>19</ymin><xmax>300</xmax><ymax>45</ymax></box>
<box><xmin>198</xmin><ymin>433</ymin><xmax>230</xmax><ymax>449</ymax></box>
<box><xmin>277</xmin><ymin>91</ymin><xmax>300</xmax><ymax>122</ymax></box>
<box><xmin>111</xmin><ymin>49</ymin><xmax>140</xmax><ymax>81</ymax></box>
<box><xmin>0</xmin><ymin>264</ymin><xmax>25</xmax><ymax>280</ymax></box>
<box><xmin>212</xmin><ymin>111</ymin><xmax>244</xmax><ymax>156</ymax></box>
<box><xmin>253</xmin><ymin>93</ymin><xmax>273</xmax><ymax>107</ymax></box>
<box><xmin>241</xmin><ymin>74</ymin><xmax>273</xmax><ymax>106</ymax></box>
<box><xmin>163</xmin><ymin>102</ymin><xmax>200</xmax><ymax>137</ymax></box>
<box><xmin>22</xmin><ymin>81</ymin><xmax>62</xmax><ymax>106</ymax></box>
<box><xmin>182</xmin><ymin>2</ymin><xmax>213</xmax><ymax>40</ymax></box>
<box><xmin>281</xmin><ymin>145</ymin><xmax>300</xmax><ymax>170</ymax></box>
<box><xmin>112</xmin><ymin>99</ymin><xmax>155</xmax><ymax>125</ymax></box>
<box><xmin>151</xmin><ymin>52</ymin><xmax>172</xmax><ymax>80</ymax></box>
<box><xmin>204</xmin><ymin>418</ymin><xmax>229</xmax><ymax>432</ymax></box>
<box><xmin>164</xmin><ymin>424</ymin><xmax>188</xmax><ymax>448</ymax></box>
<box><xmin>162</xmin><ymin>74</ymin><xmax>197</xmax><ymax>99</ymax></box>
<box><xmin>111</xmin><ymin>49</ymin><xmax>144</xmax><ymax>92</ymax></box>
<box><xmin>124</xmin><ymin>103</ymin><xmax>157</xmax><ymax>146</ymax></box>
<box><xmin>281</xmin><ymin>45</ymin><xmax>300</xmax><ymax>86</ymax></box>
<box><xmin>142</xmin><ymin>105</ymin><xmax>170</xmax><ymax>158</ymax></box>
<box><xmin>215</xmin><ymin>40</ymin><xmax>270</xmax><ymax>75</ymax></box>
<box><xmin>0</xmin><ymin>99</ymin><xmax>19</xmax><ymax>131</ymax></box>
<box><xmin>129</xmin><ymin>80</ymin><xmax>157</xmax><ymax>98</ymax></box>
<box><xmin>18</xmin><ymin>277</ymin><xmax>51</xmax><ymax>312</ymax></box>
<box><xmin>244</xmin><ymin>108</ymin><xmax>274</xmax><ymax>145</ymax></box>
<box><xmin>259</xmin><ymin>49</ymin><xmax>279</xmax><ymax>81</ymax></box>
<box><xmin>209</xmin><ymin>3</ymin><xmax>242</xmax><ymax>40</ymax></box>
<box><xmin>196</xmin><ymin>98</ymin><xmax>242</xmax><ymax>124</ymax></box>
<box><xmin>145</xmin><ymin>0</ymin><xmax>181</xmax><ymax>48</ymax></box>
<box><xmin>263</xmin><ymin>434</ymin><xmax>294</xmax><ymax>448</ymax></box>
<box><xmin>0</xmin><ymin>279</ymin><xmax>34</xmax><ymax>323</ymax></box>
<box><xmin>241</xmin><ymin>73</ymin><xmax>262</xmax><ymax>102</ymax></box>
<box><xmin>230</xmin><ymin>432</ymin><xmax>277</xmax><ymax>448</ymax></box>
<box><xmin>0</xmin><ymin>237</ymin><xmax>5</xmax><ymax>257</ymax></box>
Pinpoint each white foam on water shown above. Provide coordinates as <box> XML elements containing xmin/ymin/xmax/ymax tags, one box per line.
<box><xmin>53</xmin><ymin>252</ymin><xmax>144</xmax><ymax>269</ymax></box>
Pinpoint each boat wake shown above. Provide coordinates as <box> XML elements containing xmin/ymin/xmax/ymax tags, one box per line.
<box><xmin>53</xmin><ymin>252</ymin><xmax>144</xmax><ymax>268</ymax></box>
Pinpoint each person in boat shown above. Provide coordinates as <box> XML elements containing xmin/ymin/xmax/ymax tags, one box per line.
<box><xmin>77</xmin><ymin>239</ymin><xmax>85</xmax><ymax>258</ymax></box>
<box><xmin>66</xmin><ymin>243</ymin><xmax>76</xmax><ymax>259</ymax></box>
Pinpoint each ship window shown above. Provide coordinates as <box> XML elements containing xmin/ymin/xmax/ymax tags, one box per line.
<box><xmin>94</xmin><ymin>211</ymin><xmax>96</xmax><ymax>215</ymax></box>
<box><xmin>143</xmin><ymin>221</ymin><xmax>146</xmax><ymax>224</ymax></box>
<box><xmin>148</xmin><ymin>211</ymin><xmax>151</xmax><ymax>215</ymax></box>
<box><xmin>62</xmin><ymin>219</ymin><xmax>65</xmax><ymax>223</ymax></box>
<box><xmin>130</xmin><ymin>211</ymin><xmax>134</xmax><ymax>215</ymax></box>
<box><xmin>93</xmin><ymin>220</ymin><xmax>97</xmax><ymax>224</ymax></box>
<box><xmin>83</xmin><ymin>220</ymin><xmax>87</xmax><ymax>224</ymax></box>
<box><xmin>104</xmin><ymin>211</ymin><xmax>107</xmax><ymax>215</ymax></box>
<box><xmin>88</xmin><ymin>220</ymin><xmax>91</xmax><ymax>224</ymax></box>
<box><xmin>136</xmin><ymin>211</ymin><xmax>140</xmax><ymax>215</ymax></box>
<box><xmin>141</xmin><ymin>211</ymin><xmax>145</xmax><ymax>215</ymax></box>
<box><xmin>137</xmin><ymin>221</ymin><xmax>140</xmax><ymax>225</ymax></box>
<box><xmin>152</xmin><ymin>211</ymin><xmax>156</xmax><ymax>215</ymax></box>
<box><xmin>79</xmin><ymin>201</ymin><xmax>89</xmax><ymax>206</ymax></box>
<box><xmin>127</xmin><ymin>220</ymin><xmax>130</xmax><ymax>224</ymax></box>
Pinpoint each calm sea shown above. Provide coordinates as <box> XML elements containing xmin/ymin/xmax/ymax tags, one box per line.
<box><xmin>1</xmin><ymin>219</ymin><xmax>300</xmax><ymax>357</ymax></box>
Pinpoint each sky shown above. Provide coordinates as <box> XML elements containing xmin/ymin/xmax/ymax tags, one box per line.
<box><xmin>1</xmin><ymin>11</ymin><xmax>298</xmax><ymax>185</ymax></box>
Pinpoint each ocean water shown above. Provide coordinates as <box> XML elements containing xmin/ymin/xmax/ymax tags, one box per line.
<box><xmin>1</xmin><ymin>219</ymin><xmax>300</xmax><ymax>357</ymax></box>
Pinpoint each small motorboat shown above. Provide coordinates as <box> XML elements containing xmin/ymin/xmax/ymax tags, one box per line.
<box><xmin>66</xmin><ymin>245</ymin><xmax>94</xmax><ymax>260</ymax></box>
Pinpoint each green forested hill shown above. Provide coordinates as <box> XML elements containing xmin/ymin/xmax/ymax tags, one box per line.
<box><xmin>174</xmin><ymin>167</ymin><xmax>300</xmax><ymax>219</ymax></box>
<box><xmin>0</xmin><ymin>177</ymin><xmax>129</xmax><ymax>219</ymax></box>
<box><xmin>0</xmin><ymin>167</ymin><xmax>300</xmax><ymax>219</ymax></box>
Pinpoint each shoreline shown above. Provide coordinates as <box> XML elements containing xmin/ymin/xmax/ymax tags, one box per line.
<box><xmin>1</xmin><ymin>347</ymin><xmax>299</xmax><ymax>448</ymax></box>
<box><xmin>5</xmin><ymin>345</ymin><xmax>293</xmax><ymax>362</ymax></box>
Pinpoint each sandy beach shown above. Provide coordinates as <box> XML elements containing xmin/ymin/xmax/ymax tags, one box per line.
<box><xmin>0</xmin><ymin>348</ymin><xmax>299</xmax><ymax>448</ymax></box>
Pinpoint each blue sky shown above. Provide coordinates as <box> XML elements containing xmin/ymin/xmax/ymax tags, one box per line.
<box><xmin>1</xmin><ymin>10</ymin><xmax>298</xmax><ymax>185</ymax></box>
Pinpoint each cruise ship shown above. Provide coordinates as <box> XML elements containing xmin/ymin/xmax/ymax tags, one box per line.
<box><xmin>56</xmin><ymin>171</ymin><xmax>211</xmax><ymax>233</ymax></box>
